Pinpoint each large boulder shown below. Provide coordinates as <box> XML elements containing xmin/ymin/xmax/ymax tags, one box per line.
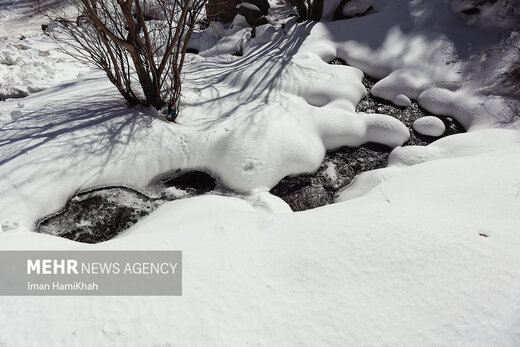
<box><xmin>206</xmin><ymin>0</ymin><xmax>239</xmax><ymax>23</ymax></box>
<box><xmin>243</xmin><ymin>0</ymin><xmax>270</xmax><ymax>15</ymax></box>
<box><xmin>236</xmin><ymin>6</ymin><xmax>266</xmax><ymax>26</ymax></box>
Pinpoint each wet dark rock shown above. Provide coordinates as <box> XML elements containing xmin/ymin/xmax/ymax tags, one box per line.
<box><xmin>271</xmin><ymin>145</ymin><xmax>389</xmax><ymax>210</ymax></box>
<box><xmin>38</xmin><ymin>188</ymin><xmax>160</xmax><ymax>244</ymax></box>
<box><xmin>232</xmin><ymin>48</ymin><xmax>244</xmax><ymax>57</ymax></box>
<box><xmin>357</xmin><ymin>75</ymin><xmax>465</xmax><ymax>146</ymax></box>
<box><xmin>243</xmin><ymin>0</ymin><xmax>270</xmax><ymax>16</ymax></box>
<box><xmin>271</xmin><ymin>58</ymin><xmax>466</xmax><ymax>211</ymax></box>
<box><xmin>461</xmin><ymin>7</ymin><xmax>480</xmax><ymax>15</ymax></box>
<box><xmin>333</xmin><ymin>0</ymin><xmax>374</xmax><ymax>21</ymax></box>
<box><xmin>329</xmin><ymin>58</ymin><xmax>347</xmax><ymax>65</ymax></box>
<box><xmin>37</xmin><ymin>171</ymin><xmax>218</xmax><ymax>243</ymax></box>
<box><xmin>163</xmin><ymin>171</ymin><xmax>216</xmax><ymax>194</ymax></box>
<box><xmin>273</xmin><ymin>185</ymin><xmax>334</xmax><ymax>212</ymax></box>
<box><xmin>206</xmin><ymin>0</ymin><xmax>238</xmax><ymax>23</ymax></box>
<box><xmin>237</xmin><ymin>6</ymin><xmax>266</xmax><ymax>26</ymax></box>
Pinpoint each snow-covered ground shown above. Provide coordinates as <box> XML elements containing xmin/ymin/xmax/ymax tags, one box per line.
<box><xmin>0</xmin><ymin>0</ymin><xmax>88</xmax><ymax>99</ymax></box>
<box><xmin>1</xmin><ymin>0</ymin><xmax>520</xmax><ymax>345</ymax></box>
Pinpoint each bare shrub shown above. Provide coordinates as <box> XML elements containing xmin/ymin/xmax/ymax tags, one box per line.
<box><xmin>43</xmin><ymin>0</ymin><xmax>206</xmax><ymax>119</ymax></box>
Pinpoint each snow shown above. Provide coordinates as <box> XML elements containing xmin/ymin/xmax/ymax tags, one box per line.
<box><xmin>300</xmin><ymin>0</ymin><xmax>520</xmax><ymax>130</ymax></box>
<box><xmin>0</xmin><ymin>0</ymin><xmax>89</xmax><ymax>100</ymax></box>
<box><xmin>392</xmin><ymin>93</ymin><xmax>412</xmax><ymax>107</ymax></box>
<box><xmin>0</xmin><ymin>37</ymin><xmax>89</xmax><ymax>99</ymax></box>
<box><xmin>2</xmin><ymin>153</ymin><xmax>520</xmax><ymax>344</ymax></box>
<box><xmin>163</xmin><ymin>186</ymin><xmax>190</xmax><ymax>200</ymax></box>
<box><xmin>0</xmin><ymin>36</ymin><xmax>411</xmax><ymax>230</ymax></box>
<box><xmin>448</xmin><ymin>0</ymin><xmax>520</xmax><ymax>28</ymax></box>
<box><xmin>1</xmin><ymin>0</ymin><xmax>520</xmax><ymax>345</ymax></box>
<box><xmin>412</xmin><ymin>116</ymin><xmax>446</xmax><ymax>137</ymax></box>
<box><xmin>322</xmin><ymin>162</ymin><xmax>339</xmax><ymax>187</ymax></box>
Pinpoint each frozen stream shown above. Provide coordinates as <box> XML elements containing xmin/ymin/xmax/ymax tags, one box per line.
<box><xmin>37</xmin><ymin>61</ymin><xmax>465</xmax><ymax>243</ymax></box>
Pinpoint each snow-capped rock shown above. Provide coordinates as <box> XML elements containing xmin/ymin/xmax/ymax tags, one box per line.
<box><xmin>413</xmin><ymin>116</ymin><xmax>446</xmax><ymax>137</ymax></box>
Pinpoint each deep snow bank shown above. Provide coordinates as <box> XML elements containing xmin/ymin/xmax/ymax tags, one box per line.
<box><xmin>1</xmin><ymin>144</ymin><xmax>520</xmax><ymax>344</ymax></box>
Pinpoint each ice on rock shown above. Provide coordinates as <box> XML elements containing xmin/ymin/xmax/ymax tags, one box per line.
<box><xmin>413</xmin><ymin>116</ymin><xmax>446</xmax><ymax>137</ymax></box>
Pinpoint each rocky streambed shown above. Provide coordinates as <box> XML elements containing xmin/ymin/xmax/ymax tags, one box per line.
<box><xmin>269</xmin><ymin>59</ymin><xmax>465</xmax><ymax>211</ymax></box>
<box><xmin>37</xmin><ymin>63</ymin><xmax>465</xmax><ymax>242</ymax></box>
<box><xmin>37</xmin><ymin>171</ymin><xmax>217</xmax><ymax>243</ymax></box>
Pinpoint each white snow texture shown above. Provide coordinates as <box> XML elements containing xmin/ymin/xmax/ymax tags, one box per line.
<box><xmin>1</xmin><ymin>0</ymin><xmax>520</xmax><ymax>345</ymax></box>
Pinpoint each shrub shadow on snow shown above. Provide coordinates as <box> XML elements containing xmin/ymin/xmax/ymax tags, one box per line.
<box><xmin>2</xmin><ymin>0</ymin><xmax>65</xmax><ymax>12</ymax></box>
<box><xmin>322</xmin><ymin>0</ymin><xmax>500</xmax><ymax>65</ymax></box>
<box><xmin>0</xmin><ymin>95</ymin><xmax>152</xmax><ymax>167</ymax></box>
<box><xmin>181</xmin><ymin>22</ymin><xmax>316</xmax><ymax>127</ymax></box>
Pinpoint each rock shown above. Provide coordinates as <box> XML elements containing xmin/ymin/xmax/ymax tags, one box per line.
<box><xmin>329</xmin><ymin>58</ymin><xmax>347</xmax><ymax>65</ymax></box>
<box><xmin>163</xmin><ymin>171</ymin><xmax>217</xmax><ymax>194</ymax></box>
<box><xmin>270</xmin><ymin>69</ymin><xmax>466</xmax><ymax>213</ymax></box>
<box><xmin>353</xmin><ymin>73</ymin><xmax>464</xmax><ymax>146</ymax></box>
<box><xmin>412</xmin><ymin>116</ymin><xmax>446</xmax><ymax>137</ymax></box>
<box><xmin>461</xmin><ymin>7</ymin><xmax>480</xmax><ymax>15</ymax></box>
<box><xmin>38</xmin><ymin>188</ymin><xmax>160</xmax><ymax>244</ymax></box>
<box><xmin>232</xmin><ymin>14</ymin><xmax>250</xmax><ymax>28</ymax></box>
<box><xmin>186</xmin><ymin>48</ymin><xmax>199</xmax><ymax>54</ymax></box>
<box><xmin>334</xmin><ymin>0</ymin><xmax>373</xmax><ymax>20</ymax></box>
<box><xmin>236</xmin><ymin>4</ymin><xmax>268</xmax><ymax>26</ymax></box>
<box><xmin>37</xmin><ymin>171</ymin><xmax>219</xmax><ymax>243</ymax></box>
<box><xmin>276</xmin><ymin>185</ymin><xmax>334</xmax><ymax>212</ymax></box>
<box><xmin>242</xmin><ymin>0</ymin><xmax>270</xmax><ymax>16</ymax></box>
<box><xmin>254</xmin><ymin>16</ymin><xmax>268</xmax><ymax>26</ymax></box>
<box><xmin>206</xmin><ymin>0</ymin><xmax>238</xmax><ymax>23</ymax></box>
